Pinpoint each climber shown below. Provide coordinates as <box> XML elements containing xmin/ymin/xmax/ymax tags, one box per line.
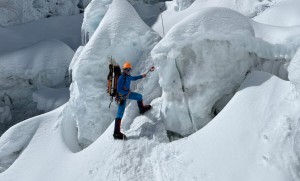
<box><xmin>113</xmin><ymin>61</ymin><xmax>152</xmax><ymax>140</ymax></box>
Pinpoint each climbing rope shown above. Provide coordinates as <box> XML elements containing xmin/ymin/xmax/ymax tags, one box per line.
<box><xmin>159</xmin><ymin>6</ymin><xmax>165</xmax><ymax>37</ymax></box>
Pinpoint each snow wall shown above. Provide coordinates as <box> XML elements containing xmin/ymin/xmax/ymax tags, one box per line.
<box><xmin>67</xmin><ymin>0</ymin><xmax>161</xmax><ymax>147</ymax></box>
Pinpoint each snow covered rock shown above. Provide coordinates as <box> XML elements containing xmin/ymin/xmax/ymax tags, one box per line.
<box><xmin>67</xmin><ymin>0</ymin><xmax>160</xmax><ymax>147</ymax></box>
<box><xmin>0</xmin><ymin>0</ymin><xmax>80</xmax><ymax>27</ymax></box>
<box><xmin>151</xmin><ymin>8</ymin><xmax>255</xmax><ymax>135</ymax></box>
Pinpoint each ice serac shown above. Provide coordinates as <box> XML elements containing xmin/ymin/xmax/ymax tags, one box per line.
<box><xmin>67</xmin><ymin>0</ymin><xmax>160</xmax><ymax>147</ymax></box>
<box><xmin>81</xmin><ymin>0</ymin><xmax>165</xmax><ymax>45</ymax></box>
<box><xmin>81</xmin><ymin>0</ymin><xmax>112</xmax><ymax>44</ymax></box>
<box><xmin>152</xmin><ymin>8</ymin><xmax>255</xmax><ymax>135</ymax></box>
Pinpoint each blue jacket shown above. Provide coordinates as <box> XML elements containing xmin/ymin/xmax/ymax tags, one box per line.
<box><xmin>117</xmin><ymin>74</ymin><xmax>143</xmax><ymax>95</ymax></box>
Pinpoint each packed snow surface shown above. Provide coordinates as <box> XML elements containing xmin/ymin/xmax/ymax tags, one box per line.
<box><xmin>0</xmin><ymin>71</ymin><xmax>299</xmax><ymax>181</ymax></box>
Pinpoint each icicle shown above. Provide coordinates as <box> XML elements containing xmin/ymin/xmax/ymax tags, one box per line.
<box><xmin>81</xmin><ymin>29</ymin><xmax>90</xmax><ymax>45</ymax></box>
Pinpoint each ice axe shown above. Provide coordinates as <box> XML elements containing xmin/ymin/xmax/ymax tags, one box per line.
<box><xmin>145</xmin><ymin>66</ymin><xmax>155</xmax><ymax>75</ymax></box>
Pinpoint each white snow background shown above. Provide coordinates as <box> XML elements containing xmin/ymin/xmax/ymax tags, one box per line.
<box><xmin>0</xmin><ymin>0</ymin><xmax>300</xmax><ymax>180</ymax></box>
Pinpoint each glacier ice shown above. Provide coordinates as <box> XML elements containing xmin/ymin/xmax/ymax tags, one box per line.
<box><xmin>151</xmin><ymin>8</ymin><xmax>255</xmax><ymax>135</ymax></box>
<box><xmin>81</xmin><ymin>0</ymin><xmax>165</xmax><ymax>45</ymax></box>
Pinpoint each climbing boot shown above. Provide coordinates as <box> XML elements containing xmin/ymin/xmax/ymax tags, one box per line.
<box><xmin>113</xmin><ymin>118</ymin><xmax>127</xmax><ymax>140</ymax></box>
<box><xmin>137</xmin><ymin>101</ymin><xmax>152</xmax><ymax>114</ymax></box>
<box><xmin>113</xmin><ymin>132</ymin><xmax>127</xmax><ymax>140</ymax></box>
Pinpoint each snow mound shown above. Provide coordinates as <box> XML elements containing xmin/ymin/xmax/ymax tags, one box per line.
<box><xmin>254</xmin><ymin>0</ymin><xmax>300</xmax><ymax>26</ymax></box>
<box><xmin>0</xmin><ymin>14</ymin><xmax>82</xmax><ymax>54</ymax></box>
<box><xmin>33</xmin><ymin>86</ymin><xmax>70</xmax><ymax>111</ymax></box>
<box><xmin>0</xmin><ymin>39</ymin><xmax>73</xmax><ymax>131</ymax></box>
<box><xmin>249</xmin><ymin>21</ymin><xmax>300</xmax><ymax>79</ymax></box>
<box><xmin>0</xmin><ymin>0</ymin><xmax>80</xmax><ymax>27</ymax></box>
<box><xmin>0</xmin><ymin>39</ymin><xmax>73</xmax><ymax>86</ymax></box>
<box><xmin>153</xmin><ymin>0</ymin><xmax>285</xmax><ymax>37</ymax></box>
<box><xmin>151</xmin><ymin>8</ymin><xmax>255</xmax><ymax>135</ymax></box>
<box><xmin>67</xmin><ymin>0</ymin><xmax>160</xmax><ymax>147</ymax></box>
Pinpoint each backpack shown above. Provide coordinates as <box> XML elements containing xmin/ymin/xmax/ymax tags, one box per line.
<box><xmin>107</xmin><ymin>60</ymin><xmax>121</xmax><ymax>108</ymax></box>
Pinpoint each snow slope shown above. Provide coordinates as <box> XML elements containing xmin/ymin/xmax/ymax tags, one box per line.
<box><xmin>0</xmin><ymin>71</ymin><xmax>299</xmax><ymax>181</ymax></box>
<box><xmin>0</xmin><ymin>14</ymin><xmax>82</xmax><ymax>134</ymax></box>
